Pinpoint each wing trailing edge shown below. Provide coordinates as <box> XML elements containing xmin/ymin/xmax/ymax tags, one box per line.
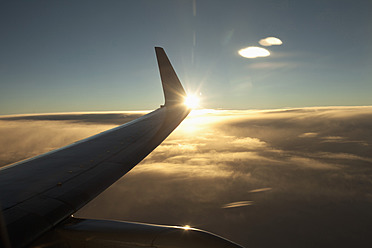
<box><xmin>30</xmin><ymin>218</ymin><xmax>244</xmax><ymax>248</ymax></box>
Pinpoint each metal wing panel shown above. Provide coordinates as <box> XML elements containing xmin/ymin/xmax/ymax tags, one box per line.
<box><xmin>1</xmin><ymin>106</ymin><xmax>189</xmax><ymax>248</ymax></box>
<box><xmin>0</xmin><ymin>108</ymin><xmax>163</xmax><ymax>210</ymax></box>
<box><xmin>0</xmin><ymin>47</ymin><xmax>190</xmax><ymax>248</ymax></box>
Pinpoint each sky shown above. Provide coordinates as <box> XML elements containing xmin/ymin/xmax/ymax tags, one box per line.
<box><xmin>1</xmin><ymin>0</ymin><xmax>372</xmax><ymax>115</ymax></box>
<box><xmin>1</xmin><ymin>107</ymin><xmax>372</xmax><ymax>247</ymax></box>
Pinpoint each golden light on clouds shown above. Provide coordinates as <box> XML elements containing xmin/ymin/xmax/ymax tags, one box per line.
<box><xmin>2</xmin><ymin>107</ymin><xmax>372</xmax><ymax>247</ymax></box>
<box><xmin>222</xmin><ymin>201</ymin><xmax>254</xmax><ymax>208</ymax></box>
<box><xmin>298</xmin><ymin>132</ymin><xmax>318</xmax><ymax>138</ymax></box>
<box><xmin>238</xmin><ymin>46</ymin><xmax>270</xmax><ymax>58</ymax></box>
<box><xmin>178</xmin><ymin>109</ymin><xmax>223</xmax><ymax>133</ymax></box>
<box><xmin>259</xmin><ymin>37</ymin><xmax>283</xmax><ymax>46</ymax></box>
<box><xmin>249</xmin><ymin>188</ymin><xmax>272</xmax><ymax>193</ymax></box>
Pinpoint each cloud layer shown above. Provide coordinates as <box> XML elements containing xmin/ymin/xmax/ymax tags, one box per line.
<box><xmin>1</xmin><ymin>107</ymin><xmax>372</xmax><ymax>247</ymax></box>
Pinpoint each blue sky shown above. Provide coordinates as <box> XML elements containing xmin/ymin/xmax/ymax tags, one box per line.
<box><xmin>1</xmin><ymin>0</ymin><xmax>371</xmax><ymax>114</ymax></box>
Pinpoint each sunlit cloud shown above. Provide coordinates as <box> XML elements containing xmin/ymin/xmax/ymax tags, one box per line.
<box><xmin>222</xmin><ymin>201</ymin><xmax>254</xmax><ymax>208</ymax></box>
<box><xmin>320</xmin><ymin>136</ymin><xmax>368</xmax><ymax>146</ymax></box>
<box><xmin>238</xmin><ymin>46</ymin><xmax>270</xmax><ymax>58</ymax></box>
<box><xmin>321</xmin><ymin>136</ymin><xmax>344</xmax><ymax>142</ymax></box>
<box><xmin>2</xmin><ymin>106</ymin><xmax>372</xmax><ymax>247</ymax></box>
<box><xmin>259</xmin><ymin>37</ymin><xmax>283</xmax><ymax>46</ymax></box>
<box><xmin>299</xmin><ymin>132</ymin><xmax>318</xmax><ymax>138</ymax></box>
<box><xmin>0</xmin><ymin>112</ymin><xmax>142</xmax><ymax>167</ymax></box>
<box><xmin>230</xmin><ymin>137</ymin><xmax>266</xmax><ymax>148</ymax></box>
<box><xmin>313</xmin><ymin>152</ymin><xmax>372</xmax><ymax>163</ymax></box>
<box><xmin>249</xmin><ymin>188</ymin><xmax>272</xmax><ymax>193</ymax></box>
<box><xmin>322</xmin><ymin>136</ymin><xmax>344</xmax><ymax>140</ymax></box>
<box><xmin>289</xmin><ymin>156</ymin><xmax>339</xmax><ymax>170</ymax></box>
<box><xmin>133</xmin><ymin>162</ymin><xmax>234</xmax><ymax>179</ymax></box>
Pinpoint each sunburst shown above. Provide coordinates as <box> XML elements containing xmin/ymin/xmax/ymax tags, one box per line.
<box><xmin>184</xmin><ymin>94</ymin><xmax>200</xmax><ymax>109</ymax></box>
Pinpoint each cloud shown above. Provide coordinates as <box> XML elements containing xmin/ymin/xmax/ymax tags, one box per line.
<box><xmin>289</xmin><ymin>156</ymin><xmax>339</xmax><ymax>170</ymax></box>
<box><xmin>299</xmin><ymin>132</ymin><xmax>318</xmax><ymax>138</ymax></box>
<box><xmin>249</xmin><ymin>187</ymin><xmax>272</xmax><ymax>193</ymax></box>
<box><xmin>313</xmin><ymin>152</ymin><xmax>372</xmax><ymax>163</ymax></box>
<box><xmin>222</xmin><ymin>201</ymin><xmax>253</xmax><ymax>208</ymax></box>
<box><xmin>230</xmin><ymin>137</ymin><xmax>266</xmax><ymax>148</ymax></box>
<box><xmin>0</xmin><ymin>112</ymin><xmax>144</xmax><ymax>167</ymax></box>
<box><xmin>0</xmin><ymin>112</ymin><xmax>145</xmax><ymax>125</ymax></box>
<box><xmin>238</xmin><ymin>46</ymin><xmax>270</xmax><ymax>58</ymax></box>
<box><xmin>259</xmin><ymin>37</ymin><xmax>283</xmax><ymax>46</ymax></box>
<box><xmin>321</xmin><ymin>136</ymin><xmax>344</xmax><ymax>141</ymax></box>
<box><xmin>2</xmin><ymin>107</ymin><xmax>372</xmax><ymax>247</ymax></box>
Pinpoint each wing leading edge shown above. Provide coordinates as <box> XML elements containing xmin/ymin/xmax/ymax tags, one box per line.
<box><xmin>0</xmin><ymin>48</ymin><xmax>190</xmax><ymax>248</ymax></box>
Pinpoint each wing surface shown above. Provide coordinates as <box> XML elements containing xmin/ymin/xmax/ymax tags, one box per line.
<box><xmin>0</xmin><ymin>47</ymin><xmax>190</xmax><ymax>248</ymax></box>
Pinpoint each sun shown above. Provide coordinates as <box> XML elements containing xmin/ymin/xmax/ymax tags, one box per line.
<box><xmin>184</xmin><ymin>95</ymin><xmax>200</xmax><ymax>109</ymax></box>
<box><xmin>182</xmin><ymin>225</ymin><xmax>191</xmax><ymax>230</ymax></box>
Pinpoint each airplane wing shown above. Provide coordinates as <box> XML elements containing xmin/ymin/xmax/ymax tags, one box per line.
<box><xmin>0</xmin><ymin>48</ymin><xmax>244</xmax><ymax>248</ymax></box>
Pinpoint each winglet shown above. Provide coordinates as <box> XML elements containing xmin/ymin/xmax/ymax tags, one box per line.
<box><xmin>155</xmin><ymin>47</ymin><xmax>187</xmax><ymax>106</ymax></box>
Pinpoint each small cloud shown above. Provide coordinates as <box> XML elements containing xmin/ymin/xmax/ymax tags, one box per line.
<box><xmin>230</xmin><ymin>137</ymin><xmax>266</xmax><ymax>148</ymax></box>
<box><xmin>322</xmin><ymin>136</ymin><xmax>344</xmax><ymax>140</ymax></box>
<box><xmin>259</xmin><ymin>37</ymin><xmax>283</xmax><ymax>46</ymax></box>
<box><xmin>249</xmin><ymin>188</ymin><xmax>272</xmax><ymax>193</ymax></box>
<box><xmin>222</xmin><ymin>201</ymin><xmax>254</xmax><ymax>209</ymax></box>
<box><xmin>238</xmin><ymin>46</ymin><xmax>270</xmax><ymax>59</ymax></box>
<box><xmin>321</xmin><ymin>136</ymin><xmax>345</xmax><ymax>143</ymax></box>
<box><xmin>299</xmin><ymin>132</ymin><xmax>318</xmax><ymax>138</ymax></box>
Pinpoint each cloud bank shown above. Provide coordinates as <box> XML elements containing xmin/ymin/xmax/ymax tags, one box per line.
<box><xmin>1</xmin><ymin>107</ymin><xmax>372</xmax><ymax>247</ymax></box>
<box><xmin>0</xmin><ymin>112</ymin><xmax>144</xmax><ymax>167</ymax></box>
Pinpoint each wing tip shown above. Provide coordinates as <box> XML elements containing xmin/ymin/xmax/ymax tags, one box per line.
<box><xmin>155</xmin><ymin>47</ymin><xmax>187</xmax><ymax>107</ymax></box>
